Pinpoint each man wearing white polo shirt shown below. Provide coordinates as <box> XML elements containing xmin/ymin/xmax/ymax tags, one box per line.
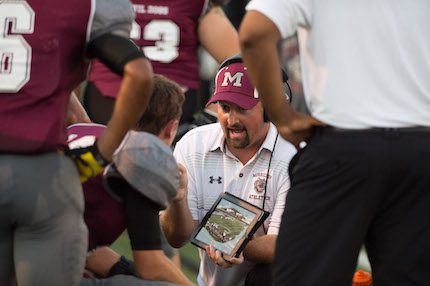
<box><xmin>168</xmin><ymin>55</ymin><xmax>296</xmax><ymax>286</ymax></box>
<box><xmin>239</xmin><ymin>0</ymin><xmax>430</xmax><ymax>285</ymax></box>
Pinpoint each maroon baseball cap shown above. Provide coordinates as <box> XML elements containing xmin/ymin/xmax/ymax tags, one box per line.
<box><xmin>206</xmin><ymin>62</ymin><xmax>259</xmax><ymax>110</ymax></box>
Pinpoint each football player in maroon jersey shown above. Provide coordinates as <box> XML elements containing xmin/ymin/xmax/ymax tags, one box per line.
<box><xmin>70</xmin><ymin>75</ymin><xmax>193</xmax><ymax>285</ymax></box>
<box><xmin>83</xmin><ymin>0</ymin><xmax>239</xmax><ymax>129</ymax></box>
<box><xmin>0</xmin><ymin>0</ymin><xmax>153</xmax><ymax>285</ymax></box>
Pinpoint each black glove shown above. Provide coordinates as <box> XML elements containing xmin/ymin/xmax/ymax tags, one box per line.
<box><xmin>66</xmin><ymin>142</ymin><xmax>109</xmax><ymax>183</ymax></box>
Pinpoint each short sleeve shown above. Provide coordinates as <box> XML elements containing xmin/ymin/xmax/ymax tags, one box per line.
<box><xmin>246</xmin><ymin>0</ymin><xmax>313</xmax><ymax>39</ymax></box>
<box><xmin>267</xmin><ymin>174</ymin><xmax>289</xmax><ymax>235</ymax></box>
<box><xmin>89</xmin><ymin>0</ymin><xmax>135</xmax><ymax>41</ymax></box>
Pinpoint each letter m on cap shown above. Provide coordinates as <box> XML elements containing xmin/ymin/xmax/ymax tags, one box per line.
<box><xmin>222</xmin><ymin>72</ymin><xmax>244</xmax><ymax>87</ymax></box>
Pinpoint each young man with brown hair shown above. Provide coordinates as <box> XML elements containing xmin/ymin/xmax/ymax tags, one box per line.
<box><xmin>69</xmin><ymin>75</ymin><xmax>192</xmax><ymax>285</ymax></box>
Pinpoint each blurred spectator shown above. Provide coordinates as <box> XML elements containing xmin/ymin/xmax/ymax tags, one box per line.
<box><xmin>280</xmin><ymin>36</ymin><xmax>309</xmax><ymax>114</ymax></box>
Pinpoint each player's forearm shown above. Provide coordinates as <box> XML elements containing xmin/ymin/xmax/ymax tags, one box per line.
<box><xmin>243</xmin><ymin>234</ymin><xmax>277</xmax><ymax>263</ymax></box>
<box><xmin>85</xmin><ymin>247</ymin><xmax>121</xmax><ymax>277</ymax></box>
<box><xmin>134</xmin><ymin>250</ymin><xmax>194</xmax><ymax>285</ymax></box>
<box><xmin>161</xmin><ymin>200</ymin><xmax>195</xmax><ymax>247</ymax></box>
<box><xmin>155</xmin><ymin>256</ymin><xmax>194</xmax><ymax>286</ymax></box>
<box><xmin>98</xmin><ymin>58</ymin><xmax>153</xmax><ymax>161</ymax></box>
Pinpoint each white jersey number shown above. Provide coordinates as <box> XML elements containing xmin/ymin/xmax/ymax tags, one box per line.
<box><xmin>0</xmin><ymin>1</ymin><xmax>35</xmax><ymax>93</ymax></box>
<box><xmin>131</xmin><ymin>20</ymin><xmax>180</xmax><ymax>63</ymax></box>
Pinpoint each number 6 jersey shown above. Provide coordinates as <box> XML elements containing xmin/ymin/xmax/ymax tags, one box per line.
<box><xmin>0</xmin><ymin>0</ymin><xmax>134</xmax><ymax>153</ymax></box>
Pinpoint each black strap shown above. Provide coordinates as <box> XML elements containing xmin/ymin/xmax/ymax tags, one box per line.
<box><xmin>108</xmin><ymin>256</ymin><xmax>138</xmax><ymax>277</ymax></box>
<box><xmin>262</xmin><ymin>133</ymin><xmax>279</xmax><ymax>234</ymax></box>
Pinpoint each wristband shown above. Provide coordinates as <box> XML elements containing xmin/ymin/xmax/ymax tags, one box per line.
<box><xmin>108</xmin><ymin>256</ymin><xmax>138</xmax><ymax>277</ymax></box>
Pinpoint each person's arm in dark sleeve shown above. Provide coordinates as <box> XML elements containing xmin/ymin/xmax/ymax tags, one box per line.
<box><xmin>124</xmin><ymin>190</ymin><xmax>194</xmax><ymax>285</ymax></box>
<box><xmin>86</xmin><ymin>0</ymin><xmax>154</xmax><ymax>163</ymax></box>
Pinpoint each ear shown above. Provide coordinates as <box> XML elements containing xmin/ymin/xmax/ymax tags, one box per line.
<box><xmin>256</xmin><ymin>102</ymin><xmax>267</xmax><ymax>123</ymax></box>
<box><xmin>159</xmin><ymin>119</ymin><xmax>179</xmax><ymax>146</ymax></box>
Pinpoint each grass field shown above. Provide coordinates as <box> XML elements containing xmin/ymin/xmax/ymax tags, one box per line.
<box><xmin>111</xmin><ymin>232</ymin><xmax>371</xmax><ymax>283</ymax></box>
<box><xmin>111</xmin><ymin>232</ymin><xmax>200</xmax><ymax>283</ymax></box>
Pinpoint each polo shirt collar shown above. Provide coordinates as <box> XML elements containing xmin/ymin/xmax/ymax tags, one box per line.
<box><xmin>208</xmin><ymin>124</ymin><xmax>225</xmax><ymax>153</ymax></box>
<box><xmin>260</xmin><ymin>123</ymin><xmax>279</xmax><ymax>153</ymax></box>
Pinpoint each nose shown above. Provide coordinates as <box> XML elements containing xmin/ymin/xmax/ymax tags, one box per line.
<box><xmin>226</xmin><ymin>109</ymin><xmax>240</xmax><ymax>125</ymax></box>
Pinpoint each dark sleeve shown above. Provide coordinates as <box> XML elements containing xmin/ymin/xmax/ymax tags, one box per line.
<box><xmin>86</xmin><ymin>34</ymin><xmax>145</xmax><ymax>76</ymax></box>
<box><xmin>124</xmin><ymin>189</ymin><xmax>162</xmax><ymax>251</ymax></box>
<box><xmin>209</xmin><ymin>0</ymin><xmax>231</xmax><ymax>7</ymax></box>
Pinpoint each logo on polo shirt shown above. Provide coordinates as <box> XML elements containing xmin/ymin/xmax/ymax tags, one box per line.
<box><xmin>254</xmin><ymin>177</ymin><xmax>266</xmax><ymax>193</ymax></box>
<box><xmin>209</xmin><ymin>176</ymin><xmax>222</xmax><ymax>184</ymax></box>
